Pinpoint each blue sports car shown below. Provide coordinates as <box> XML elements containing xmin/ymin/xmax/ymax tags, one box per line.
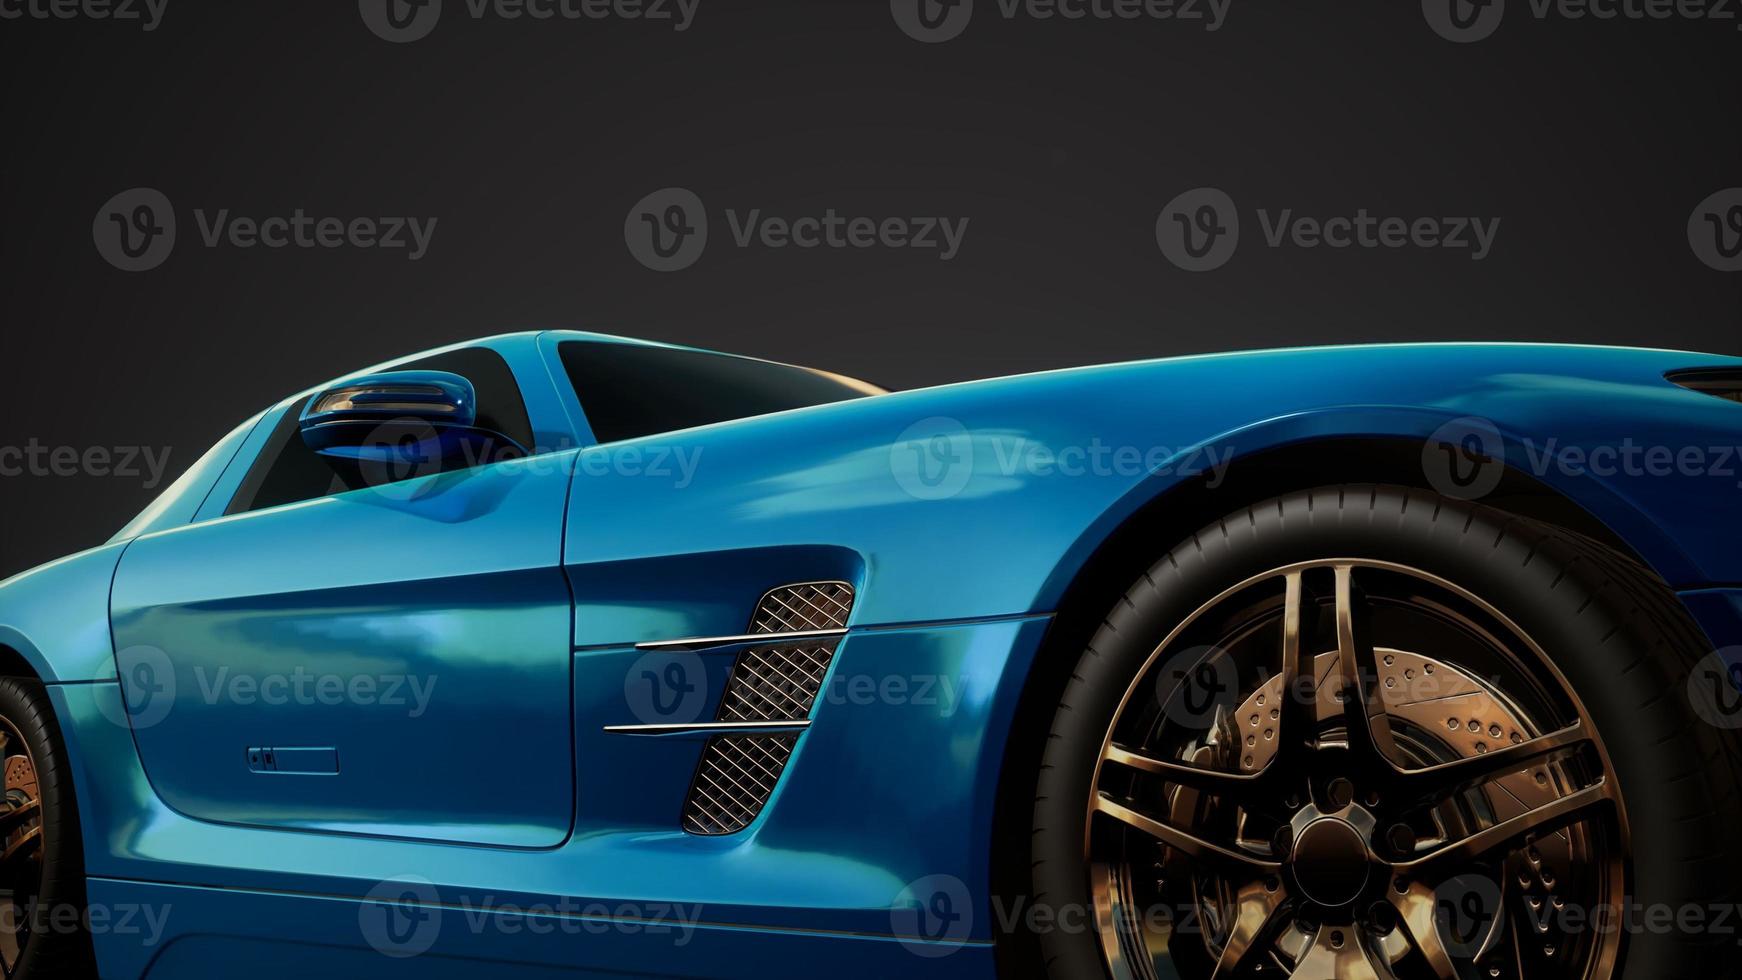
<box><xmin>2</xmin><ymin>332</ymin><xmax>1741</xmax><ymax>979</ymax></box>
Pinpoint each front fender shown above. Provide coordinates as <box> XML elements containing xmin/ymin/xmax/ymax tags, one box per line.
<box><xmin>0</xmin><ymin>542</ymin><xmax>128</xmax><ymax>683</ymax></box>
<box><xmin>1040</xmin><ymin>398</ymin><xmax>1723</xmax><ymax>609</ymax></box>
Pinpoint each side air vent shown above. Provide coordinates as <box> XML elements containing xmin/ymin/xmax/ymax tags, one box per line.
<box><xmin>1668</xmin><ymin>369</ymin><xmax>1742</xmax><ymax>404</ymax></box>
<box><xmin>681</xmin><ymin>581</ymin><xmax>855</xmax><ymax>835</ymax></box>
<box><xmin>683</xmin><ymin>734</ymin><xmax>799</xmax><ymax>835</ymax></box>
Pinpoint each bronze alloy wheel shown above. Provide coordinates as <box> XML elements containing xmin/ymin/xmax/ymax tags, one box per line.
<box><xmin>0</xmin><ymin>714</ymin><xmax>45</xmax><ymax>978</ymax></box>
<box><xmin>1086</xmin><ymin>560</ymin><xmax>1626</xmax><ymax>979</ymax></box>
<box><xmin>1026</xmin><ymin>486</ymin><xmax>1742</xmax><ymax>980</ymax></box>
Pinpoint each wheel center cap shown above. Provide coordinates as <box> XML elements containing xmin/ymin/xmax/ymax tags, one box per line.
<box><xmin>1290</xmin><ymin>818</ymin><xmax>1370</xmax><ymax>906</ymax></box>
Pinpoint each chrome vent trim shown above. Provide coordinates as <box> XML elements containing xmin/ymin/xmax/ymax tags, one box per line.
<box><xmin>604</xmin><ymin>720</ymin><xmax>809</xmax><ymax>735</ymax></box>
<box><xmin>750</xmin><ymin>581</ymin><xmax>854</xmax><ymax>634</ymax></box>
<box><xmin>634</xmin><ymin>627</ymin><xmax>843</xmax><ymax>652</ymax></box>
<box><xmin>682</xmin><ymin>734</ymin><xmax>798</xmax><ymax>835</ymax></box>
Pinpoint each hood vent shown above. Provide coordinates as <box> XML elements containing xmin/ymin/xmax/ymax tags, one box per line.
<box><xmin>1668</xmin><ymin>369</ymin><xmax>1742</xmax><ymax>404</ymax></box>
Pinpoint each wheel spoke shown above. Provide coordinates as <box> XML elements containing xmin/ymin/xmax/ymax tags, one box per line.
<box><xmin>1398</xmin><ymin>780</ymin><xmax>1614</xmax><ymax>875</ymax></box>
<box><xmin>0</xmin><ymin>803</ymin><xmax>37</xmax><ymax>837</ymax></box>
<box><xmin>1332</xmin><ymin>565</ymin><xmax>1399</xmax><ymax>765</ymax></box>
<box><xmin>1095</xmin><ymin>793</ymin><xmax>1282</xmax><ymax>875</ymax></box>
<box><xmin>1276</xmin><ymin>571</ymin><xmax>1317</xmax><ymax>764</ymax></box>
<box><xmin>1293</xmin><ymin>923</ymin><xmax>1384</xmax><ymax>980</ymax></box>
<box><xmin>1389</xmin><ymin>721</ymin><xmax>1589</xmax><ymax>806</ymax></box>
<box><xmin>1390</xmin><ymin>880</ymin><xmax>1460</xmax><ymax>980</ymax></box>
<box><xmin>1103</xmin><ymin>744</ymin><xmax>1265</xmax><ymax>797</ymax></box>
<box><xmin>1208</xmin><ymin>880</ymin><xmax>1287</xmax><ymax>980</ymax></box>
<box><xmin>0</xmin><ymin>828</ymin><xmax>38</xmax><ymax>871</ymax></box>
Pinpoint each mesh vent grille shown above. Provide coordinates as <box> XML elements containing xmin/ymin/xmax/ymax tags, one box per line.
<box><xmin>719</xmin><ymin>643</ymin><xmax>836</xmax><ymax>722</ymax></box>
<box><xmin>680</xmin><ymin>581</ymin><xmax>855</xmax><ymax>836</ymax></box>
<box><xmin>683</xmin><ymin>734</ymin><xmax>798</xmax><ymax>835</ymax></box>
<box><xmin>749</xmin><ymin>582</ymin><xmax>854</xmax><ymax>634</ymax></box>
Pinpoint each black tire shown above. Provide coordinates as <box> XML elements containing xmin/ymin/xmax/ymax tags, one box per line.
<box><xmin>1028</xmin><ymin>484</ymin><xmax>1742</xmax><ymax>979</ymax></box>
<box><xmin>0</xmin><ymin>676</ymin><xmax>97</xmax><ymax>978</ymax></box>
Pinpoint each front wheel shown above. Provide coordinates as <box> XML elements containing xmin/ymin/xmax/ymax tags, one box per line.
<box><xmin>1028</xmin><ymin>486</ymin><xmax>1742</xmax><ymax>980</ymax></box>
<box><xmin>0</xmin><ymin>676</ymin><xmax>96</xmax><ymax>978</ymax></box>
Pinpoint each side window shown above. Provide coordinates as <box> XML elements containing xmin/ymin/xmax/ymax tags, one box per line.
<box><xmin>226</xmin><ymin>347</ymin><xmax>535</xmax><ymax>515</ymax></box>
<box><xmin>557</xmin><ymin>340</ymin><xmax>882</xmax><ymax>444</ymax></box>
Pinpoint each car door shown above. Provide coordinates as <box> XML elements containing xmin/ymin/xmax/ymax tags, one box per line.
<box><xmin>108</xmin><ymin>346</ymin><xmax>576</xmax><ymax>847</ymax></box>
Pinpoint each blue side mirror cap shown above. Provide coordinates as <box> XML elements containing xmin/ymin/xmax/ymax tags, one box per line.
<box><xmin>298</xmin><ymin>370</ymin><xmax>523</xmax><ymax>468</ymax></box>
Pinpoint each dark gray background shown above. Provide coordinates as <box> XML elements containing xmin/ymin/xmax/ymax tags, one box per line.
<box><xmin>1</xmin><ymin>0</ymin><xmax>1737</xmax><ymax>580</ymax></box>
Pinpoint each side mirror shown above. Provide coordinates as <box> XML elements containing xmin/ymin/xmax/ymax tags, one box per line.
<box><xmin>299</xmin><ymin>370</ymin><xmax>526</xmax><ymax>471</ymax></box>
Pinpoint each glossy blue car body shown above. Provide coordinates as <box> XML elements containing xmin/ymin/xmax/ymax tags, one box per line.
<box><xmin>2</xmin><ymin>331</ymin><xmax>1740</xmax><ymax>978</ymax></box>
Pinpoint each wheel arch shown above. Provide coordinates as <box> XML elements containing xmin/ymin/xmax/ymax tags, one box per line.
<box><xmin>0</xmin><ymin>631</ymin><xmax>52</xmax><ymax>683</ymax></box>
<box><xmin>987</xmin><ymin>430</ymin><xmax>1676</xmax><ymax>972</ymax></box>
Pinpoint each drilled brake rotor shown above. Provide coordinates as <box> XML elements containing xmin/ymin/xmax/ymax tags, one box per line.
<box><xmin>1197</xmin><ymin>647</ymin><xmax>1574</xmax><ymax>970</ymax></box>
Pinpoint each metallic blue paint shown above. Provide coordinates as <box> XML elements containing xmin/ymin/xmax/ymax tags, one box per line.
<box><xmin>110</xmin><ymin>451</ymin><xmax>579</xmax><ymax>847</ymax></box>
<box><xmin>2</xmin><ymin>332</ymin><xmax>1739</xmax><ymax>976</ymax></box>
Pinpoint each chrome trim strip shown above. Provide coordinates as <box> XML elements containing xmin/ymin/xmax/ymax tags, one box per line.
<box><xmin>602</xmin><ymin>720</ymin><xmax>812</xmax><ymax>736</ymax></box>
<box><xmin>633</xmin><ymin>627</ymin><xmax>846</xmax><ymax>651</ymax></box>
